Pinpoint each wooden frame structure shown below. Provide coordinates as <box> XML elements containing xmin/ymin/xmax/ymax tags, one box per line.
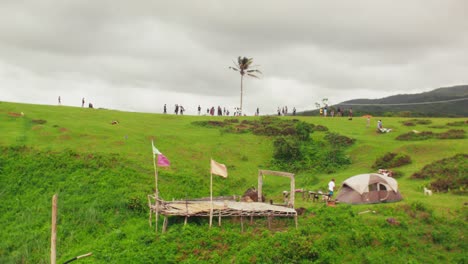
<box><xmin>148</xmin><ymin>170</ymin><xmax>298</xmax><ymax>232</ymax></box>
<box><xmin>258</xmin><ymin>170</ymin><xmax>295</xmax><ymax>208</ymax></box>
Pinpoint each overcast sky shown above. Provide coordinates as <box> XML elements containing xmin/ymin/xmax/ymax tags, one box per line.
<box><xmin>1</xmin><ymin>0</ymin><xmax>467</xmax><ymax>115</ymax></box>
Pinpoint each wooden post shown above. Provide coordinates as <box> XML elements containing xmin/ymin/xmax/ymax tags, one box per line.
<box><xmin>209</xmin><ymin>172</ymin><xmax>213</xmax><ymax>228</ymax></box>
<box><xmin>218</xmin><ymin>211</ymin><xmax>222</xmax><ymax>227</ymax></box>
<box><xmin>290</xmin><ymin>174</ymin><xmax>295</xmax><ymax>208</ymax></box>
<box><xmin>257</xmin><ymin>171</ymin><xmax>263</xmax><ymax>202</ymax></box>
<box><xmin>250</xmin><ymin>215</ymin><xmax>253</xmax><ymax>225</ymax></box>
<box><xmin>147</xmin><ymin>195</ymin><xmax>152</xmax><ymax>227</ymax></box>
<box><xmin>162</xmin><ymin>216</ymin><xmax>168</xmax><ymax>233</ymax></box>
<box><xmin>294</xmin><ymin>213</ymin><xmax>298</xmax><ymax>229</ymax></box>
<box><xmin>267</xmin><ymin>214</ymin><xmax>272</xmax><ymax>229</ymax></box>
<box><xmin>51</xmin><ymin>194</ymin><xmax>57</xmax><ymax>264</ymax></box>
<box><xmin>240</xmin><ymin>216</ymin><xmax>244</xmax><ymax>232</ymax></box>
<box><xmin>184</xmin><ymin>216</ymin><xmax>188</xmax><ymax>226</ymax></box>
<box><xmin>153</xmin><ymin>154</ymin><xmax>159</xmax><ymax>234</ymax></box>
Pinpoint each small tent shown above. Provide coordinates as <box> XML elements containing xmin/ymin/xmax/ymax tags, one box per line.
<box><xmin>336</xmin><ymin>173</ymin><xmax>402</xmax><ymax>204</ymax></box>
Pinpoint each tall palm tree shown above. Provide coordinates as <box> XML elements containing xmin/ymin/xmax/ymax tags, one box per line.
<box><xmin>229</xmin><ymin>56</ymin><xmax>262</xmax><ymax>115</ymax></box>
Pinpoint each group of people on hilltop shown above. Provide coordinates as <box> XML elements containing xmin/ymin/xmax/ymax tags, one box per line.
<box><xmin>320</xmin><ymin>106</ymin><xmax>353</xmax><ymax>119</ymax></box>
<box><xmin>277</xmin><ymin>106</ymin><xmax>297</xmax><ymax>116</ymax></box>
<box><xmin>58</xmin><ymin>96</ymin><xmax>94</xmax><ymax>108</ymax></box>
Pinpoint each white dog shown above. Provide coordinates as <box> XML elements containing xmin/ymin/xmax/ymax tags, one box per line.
<box><xmin>424</xmin><ymin>187</ymin><xmax>433</xmax><ymax>196</ymax></box>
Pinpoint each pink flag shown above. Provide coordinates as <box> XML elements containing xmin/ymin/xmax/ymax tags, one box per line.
<box><xmin>157</xmin><ymin>154</ymin><xmax>170</xmax><ymax>167</ymax></box>
<box><xmin>210</xmin><ymin>159</ymin><xmax>228</xmax><ymax>178</ymax></box>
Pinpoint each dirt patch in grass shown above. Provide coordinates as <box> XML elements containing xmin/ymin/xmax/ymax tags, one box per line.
<box><xmin>31</xmin><ymin>125</ymin><xmax>43</xmax><ymax>130</ymax></box>
<box><xmin>59</xmin><ymin>135</ymin><xmax>71</xmax><ymax>140</ymax></box>
<box><xmin>31</xmin><ymin>119</ymin><xmax>47</xmax><ymax>124</ymax></box>
<box><xmin>59</xmin><ymin>127</ymin><xmax>69</xmax><ymax>132</ymax></box>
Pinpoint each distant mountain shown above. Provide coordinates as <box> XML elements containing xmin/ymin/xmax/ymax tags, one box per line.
<box><xmin>302</xmin><ymin>85</ymin><xmax>468</xmax><ymax>117</ymax></box>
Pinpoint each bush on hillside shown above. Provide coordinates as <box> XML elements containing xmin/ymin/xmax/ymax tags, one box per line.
<box><xmin>324</xmin><ymin>132</ymin><xmax>355</xmax><ymax>148</ymax></box>
<box><xmin>396</xmin><ymin>131</ymin><xmax>434</xmax><ymax>141</ymax></box>
<box><xmin>372</xmin><ymin>152</ymin><xmax>412</xmax><ymax>170</ymax></box>
<box><xmin>401</xmin><ymin>119</ymin><xmax>432</xmax><ymax>126</ymax></box>
<box><xmin>411</xmin><ymin>154</ymin><xmax>467</xmax><ymax>194</ymax></box>
<box><xmin>313</xmin><ymin>125</ymin><xmax>329</xmax><ymax>132</ymax></box>
<box><xmin>436</xmin><ymin>129</ymin><xmax>465</xmax><ymax>139</ymax></box>
<box><xmin>446</xmin><ymin>120</ymin><xmax>467</xmax><ymax>127</ymax></box>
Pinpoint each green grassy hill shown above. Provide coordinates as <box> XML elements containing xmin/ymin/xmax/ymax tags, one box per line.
<box><xmin>1</xmin><ymin>101</ymin><xmax>467</xmax><ymax>263</ymax></box>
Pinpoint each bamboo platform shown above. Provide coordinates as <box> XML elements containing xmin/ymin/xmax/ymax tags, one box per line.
<box><xmin>150</xmin><ymin>196</ymin><xmax>297</xmax><ymax>217</ymax></box>
<box><xmin>148</xmin><ymin>195</ymin><xmax>298</xmax><ymax>232</ymax></box>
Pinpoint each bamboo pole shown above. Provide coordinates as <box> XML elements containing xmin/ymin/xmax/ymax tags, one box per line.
<box><xmin>153</xmin><ymin>155</ymin><xmax>159</xmax><ymax>234</ymax></box>
<box><xmin>209</xmin><ymin>172</ymin><xmax>213</xmax><ymax>228</ymax></box>
<box><xmin>162</xmin><ymin>216</ymin><xmax>168</xmax><ymax>233</ymax></box>
<box><xmin>51</xmin><ymin>194</ymin><xmax>57</xmax><ymax>264</ymax></box>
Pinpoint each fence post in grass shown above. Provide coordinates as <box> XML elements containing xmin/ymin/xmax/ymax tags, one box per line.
<box><xmin>51</xmin><ymin>194</ymin><xmax>58</xmax><ymax>264</ymax></box>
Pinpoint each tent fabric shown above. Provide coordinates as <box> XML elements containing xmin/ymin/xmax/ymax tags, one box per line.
<box><xmin>341</xmin><ymin>173</ymin><xmax>399</xmax><ymax>195</ymax></box>
<box><xmin>336</xmin><ymin>173</ymin><xmax>402</xmax><ymax>204</ymax></box>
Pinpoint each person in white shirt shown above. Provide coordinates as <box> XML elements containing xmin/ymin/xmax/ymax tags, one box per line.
<box><xmin>328</xmin><ymin>179</ymin><xmax>336</xmax><ymax>198</ymax></box>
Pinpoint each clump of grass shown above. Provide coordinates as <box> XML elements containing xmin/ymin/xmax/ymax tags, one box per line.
<box><xmin>411</xmin><ymin>154</ymin><xmax>467</xmax><ymax>194</ymax></box>
<box><xmin>401</xmin><ymin>119</ymin><xmax>432</xmax><ymax>126</ymax></box>
<box><xmin>31</xmin><ymin>119</ymin><xmax>47</xmax><ymax>124</ymax></box>
<box><xmin>446</xmin><ymin>120</ymin><xmax>467</xmax><ymax>127</ymax></box>
<box><xmin>372</xmin><ymin>152</ymin><xmax>412</xmax><ymax>169</ymax></box>
<box><xmin>436</xmin><ymin>129</ymin><xmax>465</xmax><ymax>139</ymax></box>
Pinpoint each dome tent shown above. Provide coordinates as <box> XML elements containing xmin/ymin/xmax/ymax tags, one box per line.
<box><xmin>336</xmin><ymin>173</ymin><xmax>402</xmax><ymax>204</ymax></box>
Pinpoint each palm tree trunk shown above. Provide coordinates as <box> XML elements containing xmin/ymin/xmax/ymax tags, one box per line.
<box><xmin>240</xmin><ymin>74</ymin><xmax>244</xmax><ymax>115</ymax></box>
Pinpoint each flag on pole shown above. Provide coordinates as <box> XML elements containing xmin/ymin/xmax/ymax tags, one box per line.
<box><xmin>152</xmin><ymin>140</ymin><xmax>170</xmax><ymax>167</ymax></box>
<box><xmin>157</xmin><ymin>154</ymin><xmax>170</xmax><ymax>167</ymax></box>
<box><xmin>210</xmin><ymin>159</ymin><xmax>228</xmax><ymax>178</ymax></box>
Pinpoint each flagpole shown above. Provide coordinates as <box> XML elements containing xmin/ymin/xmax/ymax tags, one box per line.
<box><xmin>209</xmin><ymin>171</ymin><xmax>213</xmax><ymax>228</ymax></box>
<box><xmin>153</xmin><ymin>152</ymin><xmax>159</xmax><ymax>234</ymax></box>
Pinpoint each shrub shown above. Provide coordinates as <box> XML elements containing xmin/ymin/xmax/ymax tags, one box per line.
<box><xmin>31</xmin><ymin>119</ymin><xmax>47</xmax><ymax>124</ymax></box>
<box><xmin>411</xmin><ymin>154</ymin><xmax>467</xmax><ymax>193</ymax></box>
<box><xmin>372</xmin><ymin>152</ymin><xmax>412</xmax><ymax>169</ymax></box>
<box><xmin>324</xmin><ymin>132</ymin><xmax>355</xmax><ymax>148</ymax></box>
<box><xmin>446</xmin><ymin>120</ymin><xmax>467</xmax><ymax>127</ymax></box>
<box><xmin>396</xmin><ymin>131</ymin><xmax>434</xmax><ymax>141</ymax></box>
<box><xmin>436</xmin><ymin>129</ymin><xmax>465</xmax><ymax>139</ymax></box>
<box><xmin>273</xmin><ymin>136</ymin><xmax>302</xmax><ymax>161</ymax></box>
<box><xmin>314</xmin><ymin>125</ymin><xmax>329</xmax><ymax>132</ymax></box>
<box><xmin>401</xmin><ymin>119</ymin><xmax>432</xmax><ymax>126</ymax></box>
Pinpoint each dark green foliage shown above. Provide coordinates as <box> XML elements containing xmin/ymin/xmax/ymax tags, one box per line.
<box><xmin>372</xmin><ymin>152</ymin><xmax>412</xmax><ymax>169</ymax></box>
<box><xmin>325</xmin><ymin>132</ymin><xmax>356</xmax><ymax>148</ymax></box>
<box><xmin>313</xmin><ymin>125</ymin><xmax>329</xmax><ymax>131</ymax></box>
<box><xmin>273</xmin><ymin>136</ymin><xmax>301</xmax><ymax>161</ymax></box>
<box><xmin>396</xmin><ymin>131</ymin><xmax>434</xmax><ymax>141</ymax></box>
<box><xmin>446</xmin><ymin>120</ymin><xmax>467</xmax><ymax>127</ymax></box>
<box><xmin>31</xmin><ymin>119</ymin><xmax>47</xmax><ymax>124</ymax></box>
<box><xmin>396</xmin><ymin>129</ymin><xmax>466</xmax><ymax>141</ymax></box>
<box><xmin>295</xmin><ymin>122</ymin><xmax>313</xmax><ymax>141</ymax></box>
<box><xmin>436</xmin><ymin>129</ymin><xmax>465</xmax><ymax>139</ymax></box>
<box><xmin>401</xmin><ymin>119</ymin><xmax>432</xmax><ymax>126</ymax></box>
<box><xmin>411</xmin><ymin>154</ymin><xmax>468</xmax><ymax>193</ymax></box>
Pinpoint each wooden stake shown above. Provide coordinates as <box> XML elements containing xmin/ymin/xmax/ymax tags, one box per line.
<box><xmin>218</xmin><ymin>211</ymin><xmax>222</xmax><ymax>226</ymax></box>
<box><xmin>162</xmin><ymin>216</ymin><xmax>168</xmax><ymax>233</ymax></box>
<box><xmin>153</xmin><ymin>155</ymin><xmax>159</xmax><ymax>234</ymax></box>
<box><xmin>209</xmin><ymin>172</ymin><xmax>213</xmax><ymax>228</ymax></box>
<box><xmin>51</xmin><ymin>194</ymin><xmax>57</xmax><ymax>264</ymax></box>
<box><xmin>240</xmin><ymin>216</ymin><xmax>244</xmax><ymax>232</ymax></box>
<box><xmin>184</xmin><ymin>216</ymin><xmax>188</xmax><ymax>225</ymax></box>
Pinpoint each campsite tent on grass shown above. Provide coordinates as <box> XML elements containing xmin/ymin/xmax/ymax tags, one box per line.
<box><xmin>336</xmin><ymin>173</ymin><xmax>402</xmax><ymax>204</ymax></box>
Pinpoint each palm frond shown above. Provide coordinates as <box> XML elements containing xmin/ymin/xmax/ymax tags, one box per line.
<box><xmin>246</xmin><ymin>69</ymin><xmax>262</xmax><ymax>74</ymax></box>
<box><xmin>247</xmin><ymin>73</ymin><xmax>260</xmax><ymax>78</ymax></box>
<box><xmin>229</xmin><ymin>66</ymin><xmax>239</xmax><ymax>71</ymax></box>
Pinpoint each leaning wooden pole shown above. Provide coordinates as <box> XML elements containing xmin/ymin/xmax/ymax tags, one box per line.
<box><xmin>209</xmin><ymin>172</ymin><xmax>213</xmax><ymax>228</ymax></box>
<box><xmin>153</xmin><ymin>156</ymin><xmax>159</xmax><ymax>234</ymax></box>
<box><xmin>51</xmin><ymin>194</ymin><xmax>58</xmax><ymax>264</ymax></box>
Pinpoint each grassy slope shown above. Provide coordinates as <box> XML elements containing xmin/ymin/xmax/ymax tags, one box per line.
<box><xmin>0</xmin><ymin>101</ymin><xmax>467</xmax><ymax>263</ymax></box>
